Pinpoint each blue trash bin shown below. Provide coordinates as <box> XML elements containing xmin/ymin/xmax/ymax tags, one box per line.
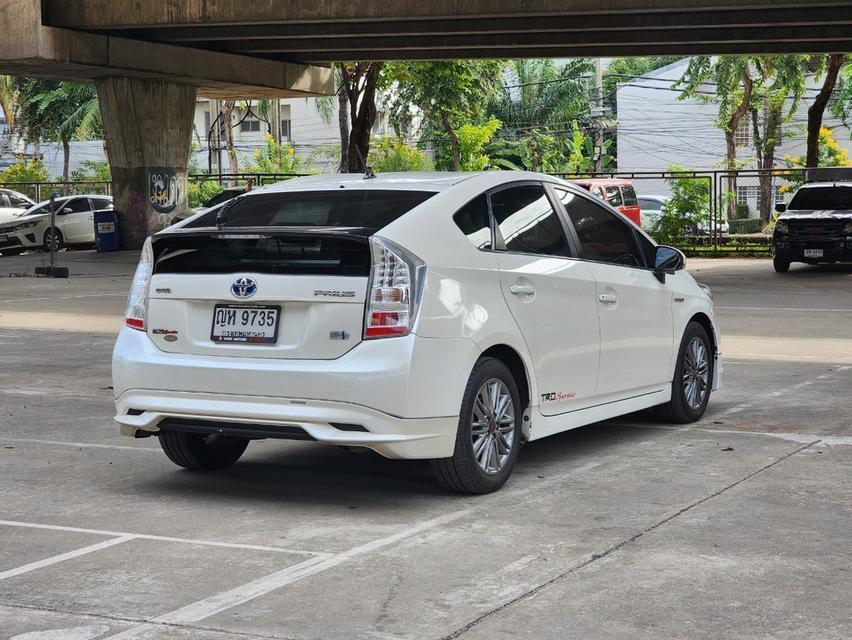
<box><xmin>94</xmin><ymin>210</ymin><xmax>120</xmax><ymax>252</ymax></box>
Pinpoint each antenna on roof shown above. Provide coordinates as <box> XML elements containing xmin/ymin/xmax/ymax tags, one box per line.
<box><xmin>354</xmin><ymin>146</ymin><xmax>375</xmax><ymax>180</ymax></box>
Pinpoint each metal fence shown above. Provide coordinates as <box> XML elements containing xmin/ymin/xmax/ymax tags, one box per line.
<box><xmin>0</xmin><ymin>180</ymin><xmax>112</xmax><ymax>201</ymax></box>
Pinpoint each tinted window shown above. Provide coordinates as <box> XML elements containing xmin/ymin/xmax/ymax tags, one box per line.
<box><xmin>0</xmin><ymin>194</ymin><xmax>9</xmax><ymax>207</ymax></box>
<box><xmin>189</xmin><ymin>190</ymin><xmax>436</xmax><ymax>229</ymax></box>
<box><xmin>64</xmin><ymin>199</ymin><xmax>91</xmax><ymax>213</ymax></box>
<box><xmin>638</xmin><ymin>197</ymin><xmax>663</xmax><ymax>211</ymax></box>
<box><xmin>203</xmin><ymin>189</ymin><xmax>245</xmax><ymax>209</ymax></box>
<box><xmin>621</xmin><ymin>185</ymin><xmax>638</xmax><ymax>206</ymax></box>
<box><xmin>556</xmin><ymin>188</ymin><xmax>642</xmax><ymax>267</ymax></box>
<box><xmin>789</xmin><ymin>186</ymin><xmax>852</xmax><ymax>210</ymax></box>
<box><xmin>491</xmin><ymin>184</ymin><xmax>571</xmax><ymax>257</ymax></box>
<box><xmin>634</xmin><ymin>230</ymin><xmax>657</xmax><ymax>268</ymax></box>
<box><xmin>92</xmin><ymin>198</ymin><xmax>112</xmax><ymax>210</ymax></box>
<box><xmin>26</xmin><ymin>204</ymin><xmax>53</xmax><ymax>216</ymax></box>
<box><xmin>453</xmin><ymin>194</ymin><xmax>492</xmax><ymax>250</ymax></box>
<box><xmin>604</xmin><ymin>186</ymin><xmax>623</xmax><ymax>207</ymax></box>
<box><xmin>10</xmin><ymin>194</ymin><xmax>31</xmax><ymax>208</ymax></box>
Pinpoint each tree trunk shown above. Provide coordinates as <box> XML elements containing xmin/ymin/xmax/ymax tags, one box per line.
<box><xmin>338</xmin><ymin>85</ymin><xmax>349</xmax><ymax>173</ymax></box>
<box><xmin>62</xmin><ymin>139</ymin><xmax>70</xmax><ymax>194</ymax></box>
<box><xmin>806</xmin><ymin>53</ymin><xmax>845</xmax><ymax>168</ymax></box>
<box><xmin>223</xmin><ymin>99</ymin><xmax>239</xmax><ymax>182</ymax></box>
<box><xmin>723</xmin><ymin>69</ymin><xmax>753</xmax><ymax>219</ymax></box>
<box><xmin>440</xmin><ymin>112</ymin><xmax>461</xmax><ymax>171</ymax></box>
<box><xmin>753</xmin><ymin>103</ymin><xmax>783</xmax><ymax>223</ymax></box>
<box><xmin>346</xmin><ymin>62</ymin><xmax>383</xmax><ymax>173</ymax></box>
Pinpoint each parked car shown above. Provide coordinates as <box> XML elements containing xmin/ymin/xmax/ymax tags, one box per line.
<box><xmin>0</xmin><ymin>195</ymin><xmax>113</xmax><ymax>256</ymax></box>
<box><xmin>773</xmin><ymin>179</ymin><xmax>852</xmax><ymax>272</ymax></box>
<box><xmin>0</xmin><ymin>189</ymin><xmax>36</xmax><ymax>225</ymax></box>
<box><xmin>170</xmin><ymin>186</ymin><xmax>247</xmax><ymax>224</ymax></box>
<box><xmin>573</xmin><ymin>178</ymin><xmax>641</xmax><ymax>226</ymax></box>
<box><xmin>112</xmin><ymin>172</ymin><xmax>720</xmax><ymax>494</ymax></box>
<box><xmin>638</xmin><ymin>194</ymin><xmax>729</xmax><ymax>235</ymax></box>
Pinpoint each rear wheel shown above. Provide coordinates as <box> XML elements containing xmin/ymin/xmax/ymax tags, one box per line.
<box><xmin>159</xmin><ymin>431</ymin><xmax>249</xmax><ymax>470</ymax></box>
<box><xmin>431</xmin><ymin>358</ymin><xmax>522</xmax><ymax>494</ymax></box>
<box><xmin>657</xmin><ymin>322</ymin><xmax>713</xmax><ymax>423</ymax></box>
<box><xmin>773</xmin><ymin>255</ymin><xmax>790</xmax><ymax>273</ymax></box>
<box><xmin>43</xmin><ymin>227</ymin><xmax>64</xmax><ymax>252</ymax></box>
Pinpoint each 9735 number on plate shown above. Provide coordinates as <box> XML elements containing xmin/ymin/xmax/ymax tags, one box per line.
<box><xmin>211</xmin><ymin>304</ymin><xmax>280</xmax><ymax>344</ymax></box>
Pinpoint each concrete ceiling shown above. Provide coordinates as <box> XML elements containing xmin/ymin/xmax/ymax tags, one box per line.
<box><xmin>41</xmin><ymin>0</ymin><xmax>852</xmax><ymax>62</ymax></box>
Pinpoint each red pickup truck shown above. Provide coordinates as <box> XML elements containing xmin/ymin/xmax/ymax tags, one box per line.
<box><xmin>573</xmin><ymin>179</ymin><xmax>641</xmax><ymax>227</ymax></box>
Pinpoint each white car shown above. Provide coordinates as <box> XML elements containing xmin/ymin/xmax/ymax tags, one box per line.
<box><xmin>0</xmin><ymin>189</ymin><xmax>36</xmax><ymax>225</ymax></box>
<box><xmin>0</xmin><ymin>195</ymin><xmax>113</xmax><ymax>255</ymax></box>
<box><xmin>112</xmin><ymin>172</ymin><xmax>721</xmax><ymax>493</ymax></box>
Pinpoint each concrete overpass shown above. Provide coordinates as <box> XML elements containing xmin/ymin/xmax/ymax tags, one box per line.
<box><xmin>1</xmin><ymin>0</ymin><xmax>850</xmax><ymax>247</ymax></box>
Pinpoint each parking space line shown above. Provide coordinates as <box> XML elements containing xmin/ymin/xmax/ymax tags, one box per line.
<box><xmin>0</xmin><ymin>437</ymin><xmax>160</xmax><ymax>453</ymax></box>
<box><xmin>102</xmin><ymin>509</ymin><xmax>472</xmax><ymax>639</ymax></box>
<box><xmin>0</xmin><ymin>535</ymin><xmax>135</xmax><ymax>581</ymax></box>
<box><xmin>0</xmin><ymin>520</ymin><xmax>330</xmax><ymax>558</ymax></box>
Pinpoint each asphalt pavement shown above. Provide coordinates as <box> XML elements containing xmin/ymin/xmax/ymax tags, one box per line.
<box><xmin>1</xmin><ymin>251</ymin><xmax>850</xmax><ymax>639</ymax></box>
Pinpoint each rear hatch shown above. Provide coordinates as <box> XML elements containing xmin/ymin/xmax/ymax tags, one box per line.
<box><xmin>145</xmin><ymin>187</ymin><xmax>436</xmax><ymax>359</ymax></box>
<box><xmin>148</xmin><ymin>229</ymin><xmax>370</xmax><ymax>359</ymax></box>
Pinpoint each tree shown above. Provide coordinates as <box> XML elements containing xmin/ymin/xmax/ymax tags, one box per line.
<box><xmin>385</xmin><ymin>60</ymin><xmax>504</xmax><ymax>170</ymax></box>
<box><xmin>677</xmin><ymin>57</ymin><xmax>755</xmax><ymax>219</ymax></box>
<box><xmin>806</xmin><ymin>54</ymin><xmax>846</xmax><ymax>168</ymax></box>
<box><xmin>368</xmin><ymin>137</ymin><xmax>433</xmax><ymax>172</ymax></box>
<box><xmin>314</xmin><ymin>68</ymin><xmax>351</xmax><ymax>173</ymax></box>
<box><xmin>222</xmin><ymin>99</ymin><xmax>239</xmax><ymax>175</ymax></box>
<box><xmin>0</xmin><ymin>76</ymin><xmax>15</xmax><ymax>129</ymax></box>
<box><xmin>340</xmin><ymin>62</ymin><xmax>383</xmax><ymax>173</ymax></box>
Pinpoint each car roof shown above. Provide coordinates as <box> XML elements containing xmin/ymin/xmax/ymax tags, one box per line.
<box><xmin>573</xmin><ymin>178</ymin><xmax>633</xmax><ymax>187</ymax></box>
<box><xmin>28</xmin><ymin>194</ymin><xmax>112</xmax><ymax>208</ymax></box>
<box><xmin>248</xmin><ymin>172</ymin><xmax>483</xmax><ymax>195</ymax></box>
<box><xmin>798</xmin><ymin>182</ymin><xmax>852</xmax><ymax>188</ymax></box>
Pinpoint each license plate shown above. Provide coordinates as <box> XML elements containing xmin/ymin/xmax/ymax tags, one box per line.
<box><xmin>804</xmin><ymin>249</ymin><xmax>823</xmax><ymax>258</ymax></box>
<box><xmin>211</xmin><ymin>304</ymin><xmax>280</xmax><ymax>344</ymax></box>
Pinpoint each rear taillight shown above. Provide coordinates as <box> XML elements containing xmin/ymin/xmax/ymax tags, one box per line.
<box><xmin>364</xmin><ymin>237</ymin><xmax>424</xmax><ymax>339</ymax></box>
<box><xmin>124</xmin><ymin>237</ymin><xmax>153</xmax><ymax>331</ymax></box>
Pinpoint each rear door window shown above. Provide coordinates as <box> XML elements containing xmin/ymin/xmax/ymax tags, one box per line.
<box><xmin>604</xmin><ymin>186</ymin><xmax>623</xmax><ymax>207</ymax></box>
<box><xmin>490</xmin><ymin>184</ymin><xmax>571</xmax><ymax>258</ymax></box>
<box><xmin>188</xmin><ymin>190</ymin><xmax>436</xmax><ymax>229</ymax></box>
<box><xmin>621</xmin><ymin>185</ymin><xmax>638</xmax><ymax>206</ymax></box>
<box><xmin>453</xmin><ymin>194</ymin><xmax>492</xmax><ymax>250</ymax></box>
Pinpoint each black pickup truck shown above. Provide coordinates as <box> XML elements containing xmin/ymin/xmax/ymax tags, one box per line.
<box><xmin>772</xmin><ymin>173</ymin><xmax>852</xmax><ymax>273</ymax></box>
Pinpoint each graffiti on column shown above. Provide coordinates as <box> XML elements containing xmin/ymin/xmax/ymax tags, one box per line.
<box><xmin>148</xmin><ymin>168</ymin><xmax>179</xmax><ymax>213</ymax></box>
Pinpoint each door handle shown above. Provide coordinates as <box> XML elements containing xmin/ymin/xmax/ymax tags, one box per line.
<box><xmin>598</xmin><ymin>293</ymin><xmax>618</xmax><ymax>304</ymax></box>
<box><xmin>510</xmin><ymin>284</ymin><xmax>535</xmax><ymax>296</ymax></box>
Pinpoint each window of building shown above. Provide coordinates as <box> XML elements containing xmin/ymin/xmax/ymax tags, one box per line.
<box><xmin>556</xmin><ymin>188</ymin><xmax>642</xmax><ymax>267</ymax></box>
<box><xmin>280</xmin><ymin>119</ymin><xmax>291</xmax><ymax>141</ymax></box>
<box><xmin>203</xmin><ymin>110</ymin><xmax>211</xmax><ymax>136</ymax></box>
<box><xmin>490</xmin><ymin>184</ymin><xmax>571</xmax><ymax>257</ymax></box>
<box><xmin>734</xmin><ymin>120</ymin><xmax>751</xmax><ymax>147</ymax></box>
<box><xmin>453</xmin><ymin>195</ymin><xmax>492</xmax><ymax>250</ymax></box>
<box><xmin>240</xmin><ymin>118</ymin><xmax>262</xmax><ymax>133</ymax></box>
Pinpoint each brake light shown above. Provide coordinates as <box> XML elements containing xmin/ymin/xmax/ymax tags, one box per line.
<box><xmin>364</xmin><ymin>237</ymin><xmax>424</xmax><ymax>339</ymax></box>
<box><xmin>124</xmin><ymin>237</ymin><xmax>153</xmax><ymax>331</ymax></box>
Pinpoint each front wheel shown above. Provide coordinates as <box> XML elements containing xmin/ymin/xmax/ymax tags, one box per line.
<box><xmin>657</xmin><ymin>322</ymin><xmax>713</xmax><ymax>423</ymax></box>
<box><xmin>159</xmin><ymin>431</ymin><xmax>249</xmax><ymax>470</ymax></box>
<box><xmin>431</xmin><ymin>358</ymin><xmax>522</xmax><ymax>494</ymax></box>
<box><xmin>43</xmin><ymin>227</ymin><xmax>64</xmax><ymax>252</ymax></box>
<box><xmin>773</xmin><ymin>255</ymin><xmax>790</xmax><ymax>273</ymax></box>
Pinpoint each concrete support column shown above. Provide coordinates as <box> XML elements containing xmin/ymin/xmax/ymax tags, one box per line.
<box><xmin>96</xmin><ymin>78</ymin><xmax>197</xmax><ymax>249</ymax></box>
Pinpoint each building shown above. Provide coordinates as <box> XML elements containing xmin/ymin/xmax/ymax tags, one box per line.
<box><xmin>616</xmin><ymin>59</ymin><xmax>852</xmax><ymax>216</ymax></box>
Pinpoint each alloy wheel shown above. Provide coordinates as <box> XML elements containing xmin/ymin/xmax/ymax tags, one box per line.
<box><xmin>471</xmin><ymin>378</ymin><xmax>515</xmax><ymax>475</ymax></box>
<box><xmin>682</xmin><ymin>336</ymin><xmax>709</xmax><ymax>409</ymax></box>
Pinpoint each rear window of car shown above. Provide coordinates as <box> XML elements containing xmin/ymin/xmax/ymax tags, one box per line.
<box><xmin>789</xmin><ymin>186</ymin><xmax>852</xmax><ymax>210</ymax></box>
<box><xmin>621</xmin><ymin>185</ymin><xmax>638</xmax><ymax>206</ymax></box>
<box><xmin>203</xmin><ymin>189</ymin><xmax>245</xmax><ymax>209</ymax></box>
<box><xmin>188</xmin><ymin>190</ymin><xmax>436</xmax><ymax>229</ymax></box>
<box><xmin>604</xmin><ymin>186</ymin><xmax>623</xmax><ymax>207</ymax></box>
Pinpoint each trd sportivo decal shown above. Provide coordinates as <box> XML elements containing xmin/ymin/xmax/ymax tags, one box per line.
<box><xmin>314</xmin><ymin>290</ymin><xmax>356</xmax><ymax>297</ymax></box>
<box><xmin>540</xmin><ymin>391</ymin><xmax>577</xmax><ymax>403</ymax></box>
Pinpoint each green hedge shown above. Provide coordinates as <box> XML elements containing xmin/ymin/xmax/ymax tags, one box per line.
<box><xmin>729</xmin><ymin>219</ymin><xmax>764</xmax><ymax>234</ymax></box>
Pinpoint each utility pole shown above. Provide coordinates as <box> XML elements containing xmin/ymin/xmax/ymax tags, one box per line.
<box><xmin>593</xmin><ymin>58</ymin><xmax>604</xmax><ymax>173</ymax></box>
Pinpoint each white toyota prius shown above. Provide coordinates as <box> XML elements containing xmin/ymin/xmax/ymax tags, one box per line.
<box><xmin>113</xmin><ymin>171</ymin><xmax>721</xmax><ymax>493</ymax></box>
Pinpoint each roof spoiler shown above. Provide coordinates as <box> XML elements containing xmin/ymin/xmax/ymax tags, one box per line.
<box><xmin>805</xmin><ymin>167</ymin><xmax>852</xmax><ymax>183</ymax></box>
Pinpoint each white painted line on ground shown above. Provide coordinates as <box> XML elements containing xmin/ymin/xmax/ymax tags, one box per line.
<box><xmin>0</xmin><ymin>535</ymin><xmax>135</xmax><ymax>581</ymax></box>
<box><xmin>0</xmin><ymin>437</ymin><xmax>159</xmax><ymax>453</ymax></box>
<box><xmin>102</xmin><ymin>508</ymin><xmax>473</xmax><ymax>639</ymax></box>
<box><xmin>716</xmin><ymin>306</ymin><xmax>852</xmax><ymax>312</ymax></box>
<box><xmin>618</xmin><ymin>423</ymin><xmax>852</xmax><ymax>446</ymax></box>
<box><xmin>0</xmin><ymin>520</ymin><xmax>329</xmax><ymax>558</ymax></box>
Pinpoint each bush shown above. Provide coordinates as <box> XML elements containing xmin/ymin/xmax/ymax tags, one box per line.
<box><xmin>368</xmin><ymin>137</ymin><xmax>433</xmax><ymax>172</ymax></box>
<box><xmin>649</xmin><ymin>166</ymin><xmax>710</xmax><ymax>243</ymax></box>
<box><xmin>0</xmin><ymin>158</ymin><xmax>49</xmax><ymax>199</ymax></box>
<box><xmin>729</xmin><ymin>219</ymin><xmax>764</xmax><ymax>234</ymax></box>
<box><xmin>70</xmin><ymin>160</ymin><xmax>111</xmax><ymax>183</ymax></box>
<box><xmin>733</xmin><ymin>203</ymin><xmax>751</xmax><ymax>220</ymax></box>
<box><xmin>187</xmin><ymin>180</ymin><xmax>224</xmax><ymax>208</ymax></box>
<box><xmin>245</xmin><ymin>136</ymin><xmax>312</xmax><ymax>174</ymax></box>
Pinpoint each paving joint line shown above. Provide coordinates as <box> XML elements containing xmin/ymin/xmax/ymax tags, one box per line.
<box><xmin>441</xmin><ymin>439</ymin><xmax>820</xmax><ymax>640</ymax></box>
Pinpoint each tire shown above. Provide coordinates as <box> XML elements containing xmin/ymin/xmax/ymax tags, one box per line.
<box><xmin>43</xmin><ymin>227</ymin><xmax>64</xmax><ymax>252</ymax></box>
<box><xmin>657</xmin><ymin>321</ymin><xmax>713</xmax><ymax>423</ymax></box>
<box><xmin>158</xmin><ymin>431</ymin><xmax>249</xmax><ymax>471</ymax></box>
<box><xmin>431</xmin><ymin>357</ymin><xmax>523</xmax><ymax>494</ymax></box>
<box><xmin>0</xmin><ymin>248</ymin><xmax>23</xmax><ymax>256</ymax></box>
<box><xmin>773</xmin><ymin>255</ymin><xmax>790</xmax><ymax>273</ymax></box>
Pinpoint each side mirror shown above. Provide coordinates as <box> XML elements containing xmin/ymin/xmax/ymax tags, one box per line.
<box><xmin>775</xmin><ymin>203</ymin><xmax>787</xmax><ymax>213</ymax></box>
<box><xmin>653</xmin><ymin>245</ymin><xmax>685</xmax><ymax>283</ymax></box>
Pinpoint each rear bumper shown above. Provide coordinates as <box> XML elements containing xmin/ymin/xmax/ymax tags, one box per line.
<box><xmin>115</xmin><ymin>390</ymin><xmax>457</xmax><ymax>459</ymax></box>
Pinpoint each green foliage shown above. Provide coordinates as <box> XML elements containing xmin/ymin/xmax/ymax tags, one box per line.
<box><xmin>187</xmin><ymin>180</ymin><xmax>224</xmax><ymax>208</ymax></box>
<box><xmin>456</xmin><ymin>118</ymin><xmax>501</xmax><ymax>171</ymax></box>
<box><xmin>649</xmin><ymin>166</ymin><xmax>711</xmax><ymax>243</ymax></box>
<box><xmin>368</xmin><ymin>137</ymin><xmax>433</xmax><ymax>172</ymax></box>
<box><xmin>733</xmin><ymin>202</ymin><xmax>751</xmax><ymax>220</ymax></box>
<box><xmin>490</xmin><ymin>122</ymin><xmax>612</xmax><ymax>173</ymax></box>
<box><xmin>0</xmin><ymin>158</ymin><xmax>48</xmax><ymax>198</ymax></box>
<box><xmin>244</xmin><ymin>135</ymin><xmax>313</xmax><ymax>174</ymax></box>
<box><xmin>70</xmin><ymin>160</ymin><xmax>111</xmax><ymax>182</ymax></box>
<box><xmin>729</xmin><ymin>219</ymin><xmax>764</xmax><ymax>234</ymax></box>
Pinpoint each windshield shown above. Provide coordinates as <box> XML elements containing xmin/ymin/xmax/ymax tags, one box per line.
<box><xmin>188</xmin><ymin>190</ymin><xmax>436</xmax><ymax>229</ymax></box>
<box><xmin>788</xmin><ymin>186</ymin><xmax>852</xmax><ymax>211</ymax></box>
